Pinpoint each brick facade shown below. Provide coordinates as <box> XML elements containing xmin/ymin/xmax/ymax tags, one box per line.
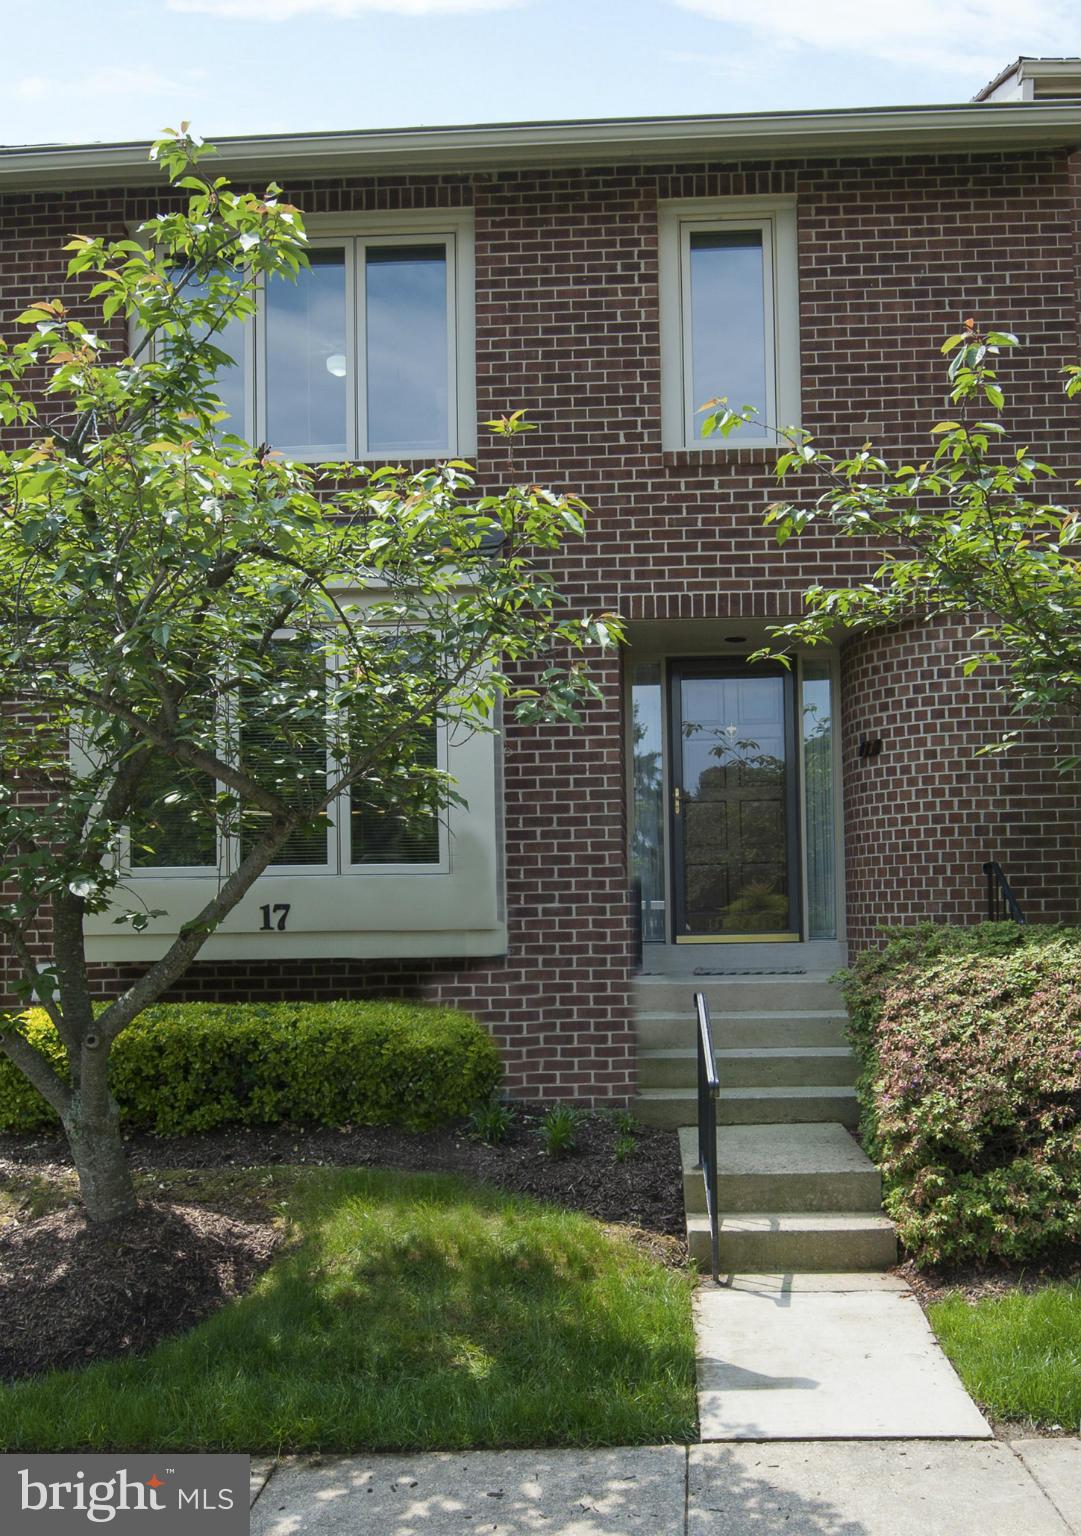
<box><xmin>3</xmin><ymin>144</ymin><xmax>1081</xmax><ymax>1101</ymax></box>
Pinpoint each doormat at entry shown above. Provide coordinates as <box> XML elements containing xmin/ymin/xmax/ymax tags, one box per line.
<box><xmin>692</xmin><ymin>967</ymin><xmax>808</xmax><ymax>976</ymax></box>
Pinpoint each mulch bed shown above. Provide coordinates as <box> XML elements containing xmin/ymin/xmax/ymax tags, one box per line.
<box><xmin>897</xmin><ymin>1255</ymin><xmax>1081</xmax><ymax>1307</ymax></box>
<box><xmin>0</xmin><ymin>1105</ymin><xmax>687</xmax><ymax>1240</ymax></box>
<box><xmin>0</xmin><ymin>1201</ymin><xmax>281</xmax><ymax>1383</ymax></box>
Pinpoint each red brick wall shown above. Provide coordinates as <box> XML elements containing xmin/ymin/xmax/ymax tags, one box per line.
<box><xmin>3</xmin><ymin>147</ymin><xmax>1081</xmax><ymax>1099</ymax></box>
<box><xmin>841</xmin><ymin>620</ymin><xmax>1081</xmax><ymax>950</ymax></box>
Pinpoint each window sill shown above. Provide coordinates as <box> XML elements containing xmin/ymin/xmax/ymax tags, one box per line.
<box><xmin>662</xmin><ymin>446</ymin><xmax>779</xmax><ymax>470</ymax></box>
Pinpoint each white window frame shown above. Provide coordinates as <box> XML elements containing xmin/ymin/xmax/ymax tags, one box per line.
<box><xmin>141</xmin><ymin>210</ymin><xmax>476</xmax><ymax>463</ymax></box>
<box><xmin>659</xmin><ymin>197</ymin><xmax>800</xmax><ymax>451</ymax></box>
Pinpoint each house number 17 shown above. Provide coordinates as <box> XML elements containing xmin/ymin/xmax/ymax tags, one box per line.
<box><xmin>260</xmin><ymin>903</ymin><xmax>291</xmax><ymax>931</ymax></box>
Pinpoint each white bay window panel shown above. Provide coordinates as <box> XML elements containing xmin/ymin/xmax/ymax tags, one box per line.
<box><xmin>85</xmin><ymin>719</ymin><xmax>502</xmax><ymax>961</ymax></box>
<box><xmin>237</xmin><ymin>635</ymin><xmax>336</xmax><ymax>872</ymax></box>
<box><xmin>127</xmin><ymin>751</ymin><xmax>220</xmax><ymax>871</ymax></box>
<box><xmin>347</xmin><ymin>722</ymin><xmax>447</xmax><ymax>871</ymax></box>
<box><xmin>659</xmin><ymin>197</ymin><xmax>800</xmax><ymax>451</ymax></box>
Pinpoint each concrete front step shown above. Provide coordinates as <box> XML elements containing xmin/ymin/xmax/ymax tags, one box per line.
<box><xmin>687</xmin><ymin>1210</ymin><xmax>897</xmax><ymax>1271</ymax></box>
<box><xmin>635</xmin><ymin>1010</ymin><xmax>849</xmax><ymax>1050</ymax></box>
<box><xmin>680</xmin><ymin>1123</ymin><xmax>882</xmax><ymax>1214</ymax></box>
<box><xmin>635</xmin><ymin>973</ymin><xmax>843</xmax><ymax>1015</ymax></box>
<box><xmin>640</xmin><ymin>1045</ymin><xmax>856</xmax><ymax>1091</ymax></box>
<box><xmin>634</xmin><ymin>1085</ymin><xmax>860</xmax><ymax>1129</ymax></box>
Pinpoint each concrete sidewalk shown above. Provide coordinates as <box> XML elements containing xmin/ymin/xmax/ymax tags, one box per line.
<box><xmin>694</xmin><ymin>1274</ymin><xmax>990</xmax><ymax>1439</ymax></box>
<box><xmin>250</xmin><ymin>1439</ymin><xmax>1081</xmax><ymax>1534</ymax></box>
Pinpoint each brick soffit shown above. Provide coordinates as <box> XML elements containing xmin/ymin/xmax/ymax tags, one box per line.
<box><xmin>0</xmin><ymin>102</ymin><xmax>1079</xmax><ymax>189</ymax></box>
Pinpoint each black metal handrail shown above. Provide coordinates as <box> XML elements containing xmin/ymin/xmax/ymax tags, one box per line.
<box><xmin>693</xmin><ymin>990</ymin><xmax>721</xmax><ymax>1284</ymax></box>
<box><xmin>983</xmin><ymin>861</ymin><xmax>1026</xmax><ymax>924</ymax></box>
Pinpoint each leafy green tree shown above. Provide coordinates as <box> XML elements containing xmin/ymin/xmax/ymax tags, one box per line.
<box><xmin>0</xmin><ymin>130</ymin><xmax>619</xmax><ymax>1222</ymax></box>
<box><xmin>704</xmin><ymin>324</ymin><xmax>1081</xmax><ymax>759</ymax></box>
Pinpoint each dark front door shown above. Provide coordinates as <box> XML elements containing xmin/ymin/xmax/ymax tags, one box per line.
<box><xmin>669</xmin><ymin>660</ymin><xmax>799</xmax><ymax>939</ymax></box>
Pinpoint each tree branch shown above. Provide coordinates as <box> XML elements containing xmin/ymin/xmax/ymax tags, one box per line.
<box><xmin>0</xmin><ymin>1024</ymin><xmax>71</xmax><ymax>1118</ymax></box>
<box><xmin>95</xmin><ymin>820</ymin><xmax>290</xmax><ymax>1040</ymax></box>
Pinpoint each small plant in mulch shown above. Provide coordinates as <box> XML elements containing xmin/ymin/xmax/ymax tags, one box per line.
<box><xmin>611</xmin><ymin>1109</ymin><xmax>638</xmax><ymax>1163</ymax></box>
<box><xmin>468</xmin><ymin>1098</ymin><xmax>517</xmax><ymax>1146</ymax></box>
<box><xmin>538</xmin><ymin>1106</ymin><xmax>582</xmax><ymax>1159</ymax></box>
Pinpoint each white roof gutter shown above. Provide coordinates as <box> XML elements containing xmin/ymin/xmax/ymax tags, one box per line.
<box><xmin>0</xmin><ymin>102</ymin><xmax>1078</xmax><ymax>190</ymax></box>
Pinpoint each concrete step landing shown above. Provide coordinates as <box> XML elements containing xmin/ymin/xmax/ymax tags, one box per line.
<box><xmin>635</xmin><ymin>1085</ymin><xmax>860</xmax><ymax>1129</ymax></box>
<box><xmin>641</xmin><ymin>1045</ymin><xmax>856</xmax><ymax>1090</ymax></box>
<box><xmin>687</xmin><ymin>1209</ymin><xmax>897</xmax><ymax>1272</ymax></box>
<box><xmin>680</xmin><ymin>1123</ymin><xmax>882</xmax><ymax>1214</ymax></box>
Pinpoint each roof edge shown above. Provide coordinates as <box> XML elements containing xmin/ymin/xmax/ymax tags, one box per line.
<box><xmin>0</xmin><ymin>101</ymin><xmax>1079</xmax><ymax>190</ymax></box>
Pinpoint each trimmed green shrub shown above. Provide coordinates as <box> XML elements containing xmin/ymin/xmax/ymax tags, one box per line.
<box><xmin>840</xmin><ymin>923</ymin><xmax>1081</xmax><ymax>1266</ymax></box>
<box><xmin>0</xmin><ymin>1000</ymin><xmax>501</xmax><ymax>1135</ymax></box>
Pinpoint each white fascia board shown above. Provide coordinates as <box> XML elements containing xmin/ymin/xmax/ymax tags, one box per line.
<box><xmin>0</xmin><ymin>103</ymin><xmax>1080</xmax><ymax>190</ymax></box>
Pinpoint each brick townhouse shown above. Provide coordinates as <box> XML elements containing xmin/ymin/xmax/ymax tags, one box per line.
<box><xmin>2</xmin><ymin>55</ymin><xmax>1080</xmax><ymax>1108</ymax></box>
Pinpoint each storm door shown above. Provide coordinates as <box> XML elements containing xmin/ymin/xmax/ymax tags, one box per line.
<box><xmin>669</xmin><ymin>660</ymin><xmax>800</xmax><ymax>939</ymax></box>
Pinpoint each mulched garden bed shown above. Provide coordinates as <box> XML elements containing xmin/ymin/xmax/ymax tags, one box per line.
<box><xmin>0</xmin><ymin>1105</ymin><xmax>686</xmax><ymax>1240</ymax></box>
<box><xmin>897</xmin><ymin>1255</ymin><xmax>1081</xmax><ymax>1306</ymax></box>
<box><xmin>0</xmin><ymin>1201</ymin><xmax>281</xmax><ymax>1383</ymax></box>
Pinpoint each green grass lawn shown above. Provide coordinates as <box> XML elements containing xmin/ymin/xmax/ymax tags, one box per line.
<box><xmin>0</xmin><ymin>1166</ymin><xmax>697</xmax><ymax>1453</ymax></box>
<box><xmin>930</xmin><ymin>1283</ymin><xmax>1081</xmax><ymax>1428</ymax></box>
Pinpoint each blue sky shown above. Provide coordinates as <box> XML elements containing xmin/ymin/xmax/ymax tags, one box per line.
<box><xmin>3</xmin><ymin>0</ymin><xmax>1079</xmax><ymax>147</ymax></box>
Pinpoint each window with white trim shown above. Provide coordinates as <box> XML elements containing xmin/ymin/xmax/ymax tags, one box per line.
<box><xmin>659</xmin><ymin>198</ymin><xmax>800</xmax><ymax>450</ymax></box>
<box><xmin>191</xmin><ymin>212</ymin><xmax>475</xmax><ymax>461</ymax></box>
<box><xmin>127</xmin><ymin>640</ymin><xmax>447</xmax><ymax>879</ymax></box>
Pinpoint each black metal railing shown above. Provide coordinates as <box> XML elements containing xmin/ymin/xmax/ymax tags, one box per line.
<box><xmin>983</xmin><ymin>860</ymin><xmax>1026</xmax><ymax>924</ymax></box>
<box><xmin>693</xmin><ymin>990</ymin><xmax>721</xmax><ymax>1284</ymax></box>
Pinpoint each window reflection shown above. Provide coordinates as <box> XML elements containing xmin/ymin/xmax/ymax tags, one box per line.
<box><xmin>265</xmin><ymin>247</ymin><xmax>349</xmax><ymax>456</ymax></box>
<box><xmin>631</xmin><ymin>665</ymin><xmax>666</xmax><ymax>943</ymax></box>
<box><xmin>366</xmin><ymin>245</ymin><xmax>449</xmax><ymax>455</ymax></box>
<box><xmin>678</xmin><ymin>674</ymin><xmax>789</xmax><ymax>936</ymax></box>
<box><xmin>802</xmin><ymin>663</ymin><xmax>836</xmax><ymax>940</ymax></box>
<box><xmin>689</xmin><ymin>230</ymin><xmax>767</xmax><ymax>435</ymax></box>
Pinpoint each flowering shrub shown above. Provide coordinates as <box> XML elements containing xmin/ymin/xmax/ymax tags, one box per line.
<box><xmin>841</xmin><ymin>924</ymin><xmax>1081</xmax><ymax>1266</ymax></box>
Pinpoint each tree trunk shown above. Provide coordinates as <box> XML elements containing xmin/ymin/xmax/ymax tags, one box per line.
<box><xmin>63</xmin><ymin>1107</ymin><xmax>138</xmax><ymax>1222</ymax></box>
<box><xmin>63</xmin><ymin>1044</ymin><xmax>138</xmax><ymax>1223</ymax></box>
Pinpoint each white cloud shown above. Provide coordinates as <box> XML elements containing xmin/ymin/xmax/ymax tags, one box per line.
<box><xmin>668</xmin><ymin>0</ymin><xmax>1081</xmax><ymax>77</ymax></box>
<box><xmin>13</xmin><ymin>66</ymin><xmax>205</xmax><ymax>106</ymax></box>
<box><xmin>169</xmin><ymin>0</ymin><xmax>517</xmax><ymax>18</ymax></box>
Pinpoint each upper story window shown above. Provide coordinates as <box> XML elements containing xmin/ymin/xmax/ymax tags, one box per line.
<box><xmin>659</xmin><ymin>197</ymin><xmax>800</xmax><ymax>451</ymax></box>
<box><xmin>191</xmin><ymin>212</ymin><xmax>475</xmax><ymax>461</ymax></box>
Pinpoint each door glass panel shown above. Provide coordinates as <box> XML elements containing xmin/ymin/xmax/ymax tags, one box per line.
<box><xmin>366</xmin><ymin>244</ymin><xmax>449</xmax><ymax>454</ymax></box>
<box><xmin>676</xmin><ymin>669</ymin><xmax>790</xmax><ymax>936</ymax></box>
<box><xmin>688</xmin><ymin>229</ymin><xmax>767</xmax><ymax>435</ymax></box>
<box><xmin>802</xmin><ymin>661</ymin><xmax>836</xmax><ymax>939</ymax></box>
<box><xmin>265</xmin><ymin>246</ymin><xmax>349</xmax><ymax>456</ymax></box>
<box><xmin>631</xmin><ymin>663</ymin><xmax>666</xmax><ymax>943</ymax></box>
